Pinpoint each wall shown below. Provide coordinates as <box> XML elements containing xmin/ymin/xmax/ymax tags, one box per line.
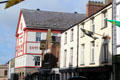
<box><xmin>60</xmin><ymin>25</ymin><xmax>78</xmax><ymax>68</ymax></box>
<box><xmin>79</xmin><ymin>4</ymin><xmax>112</xmax><ymax>67</ymax></box>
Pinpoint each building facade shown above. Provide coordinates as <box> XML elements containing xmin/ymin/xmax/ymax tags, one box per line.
<box><xmin>60</xmin><ymin>3</ymin><xmax>112</xmax><ymax>80</ymax></box>
<box><xmin>15</xmin><ymin>9</ymin><xmax>85</xmax><ymax>80</ymax></box>
<box><xmin>0</xmin><ymin>64</ymin><xmax>8</xmax><ymax>80</ymax></box>
<box><xmin>8</xmin><ymin>58</ymin><xmax>15</xmax><ymax>80</ymax></box>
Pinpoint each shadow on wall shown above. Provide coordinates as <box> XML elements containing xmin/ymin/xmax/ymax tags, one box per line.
<box><xmin>99</xmin><ymin>37</ymin><xmax>112</xmax><ymax>65</ymax></box>
<box><xmin>42</xmin><ymin>53</ymin><xmax>58</xmax><ymax>69</ymax></box>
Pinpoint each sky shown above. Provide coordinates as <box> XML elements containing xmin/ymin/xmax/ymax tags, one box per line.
<box><xmin>0</xmin><ymin>0</ymin><xmax>105</xmax><ymax>64</ymax></box>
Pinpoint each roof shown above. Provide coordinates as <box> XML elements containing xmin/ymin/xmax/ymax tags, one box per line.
<box><xmin>22</xmin><ymin>9</ymin><xmax>86</xmax><ymax>30</ymax></box>
<box><xmin>63</xmin><ymin>3</ymin><xmax>112</xmax><ymax>32</ymax></box>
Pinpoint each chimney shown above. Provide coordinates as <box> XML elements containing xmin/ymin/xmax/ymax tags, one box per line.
<box><xmin>105</xmin><ymin>0</ymin><xmax>112</xmax><ymax>5</ymax></box>
<box><xmin>86</xmin><ymin>0</ymin><xmax>105</xmax><ymax>17</ymax></box>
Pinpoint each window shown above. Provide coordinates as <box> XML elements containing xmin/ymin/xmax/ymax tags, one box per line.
<box><xmin>70</xmin><ymin>29</ymin><xmax>74</xmax><ymax>41</ymax></box>
<box><xmin>81</xmin><ymin>44</ymin><xmax>85</xmax><ymax>65</ymax></box>
<box><xmin>35</xmin><ymin>56</ymin><xmax>40</xmax><ymax>66</ymax></box>
<box><xmin>69</xmin><ymin>48</ymin><xmax>73</xmax><ymax>66</ymax></box>
<box><xmin>4</xmin><ymin>70</ymin><xmax>7</xmax><ymax>76</ymax></box>
<box><xmin>102</xmin><ymin>11</ymin><xmax>107</xmax><ymax>28</ymax></box>
<box><xmin>81</xmin><ymin>24</ymin><xmax>85</xmax><ymax>37</ymax></box>
<box><xmin>103</xmin><ymin>37</ymin><xmax>109</xmax><ymax>63</ymax></box>
<box><xmin>64</xmin><ymin>32</ymin><xmax>67</xmax><ymax>44</ymax></box>
<box><xmin>90</xmin><ymin>41</ymin><xmax>95</xmax><ymax>64</ymax></box>
<box><xmin>36</xmin><ymin>32</ymin><xmax>41</xmax><ymax>41</ymax></box>
<box><xmin>91</xmin><ymin>18</ymin><xmax>95</xmax><ymax>32</ymax></box>
<box><xmin>64</xmin><ymin>50</ymin><xmax>67</xmax><ymax>67</ymax></box>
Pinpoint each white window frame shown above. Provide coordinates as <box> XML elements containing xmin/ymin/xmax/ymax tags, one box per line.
<box><xmin>103</xmin><ymin>38</ymin><xmax>109</xmax><ymax>63</ymax></box>
<box><xmin>36</xmin><ymin>32</ymin><xmax>41</xmax><ymax>41</ymax></box>
<box><xmin>70</xmin><ymin>29</ymin><xmax>74</xmax><ymax>41</ymax></box>
<box><xmin>102</xmin><ymin>11</ymin><xmax>108</xmax><ymax>28</ymax></box>
<box><xmin>69</xmin><ymin>48</ymin><xmax>73</xmax><ymax>66</ymax></box>
<box><xmin>91</xmin><ymin>18</ymin><xmax>95</xmax><ymax>32</ymax></box>
<box><xmin>64</xmin><ymin>50</ymin><xmax>67</xmax><ymax>67</ymax></box>
<box><xmin>81</xmin><ymin>44</ymin><xmax>85</xmax><ymax>65</ymax></box>
<box><xmin>90</xmin><ymin>41</ymin><xmax>95</xmax><ymax>64</ymax></box>
<box><xmin>64</xmin><ymin>32</ymin><xmax>67</xmax><ymax>44</ymax></box>
<box><xmin>34</xmin><ymin>56</ymin><xmax>40</xmax><ymax>66</ymax></box>
<box><xmin>81</xmin><ymin>24</ymin><xmax>85</xmax><ymax>37</ymax></box>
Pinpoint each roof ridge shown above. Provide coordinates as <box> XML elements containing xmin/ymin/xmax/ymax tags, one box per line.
<box><xmin>22</xmin><ymin>8</ymin><xmax>85</xmax><ymax>15</ymax></box>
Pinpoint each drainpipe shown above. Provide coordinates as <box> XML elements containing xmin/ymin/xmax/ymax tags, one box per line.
<box><xmin>77</xmin><ymin>25</ymin><xmax>79</xmax><ymax>69</ymax></box>
<box><xmin>112</xmin><ymin>0</ymin><xmax>116</xmax><ymax>80</ymax></box>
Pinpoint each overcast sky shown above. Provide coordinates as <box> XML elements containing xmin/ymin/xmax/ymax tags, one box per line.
<box><xmin>0</xmin><ymin>0</ymin><xmax>106</xmax><ymax>64</ymax></box>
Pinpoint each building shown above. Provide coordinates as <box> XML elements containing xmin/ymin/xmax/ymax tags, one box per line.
<box><xmin>60</xmin><ymin>1</ymin><xmax>112</xmax><ymax>80</ymax></box>
<box><xmin>113</xmin><ymin>0</ymin><xmax>120</xmax><ymax>80</ymax></box>
<box><xmin>0</xmin><ymin>64</ymin><xmax>8</xmax><ymax>80</ymax></box>
<box><xmin>8</xmin><ymin>58</ymin><xmax>15</xmax><ymax>80</ymax></box>
<box><xmin>15</xmin><ymin>9</ymin><xmax>85</xmax><ymax>80</ymax></box>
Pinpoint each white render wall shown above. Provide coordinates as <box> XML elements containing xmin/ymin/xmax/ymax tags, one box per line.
<box><xmin>60</xmin><ymin>4</ymin><xmax>112</xmax><ymax>69</ymax></box>
<box><xmin>15</xmin><ymin>55</ymin><xmax>42</xmax><ymax>67</ymax></box>
<box><xmin>60</xmin><ymin>25</ymin><xmax>78</xmax><ymax>68</ymax></box>
<box><xmin>78</xmin><ymin>5</ymin><xmax>112</xmax><ymax>67</ymax></box>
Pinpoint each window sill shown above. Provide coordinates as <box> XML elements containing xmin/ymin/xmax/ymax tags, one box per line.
<box><xmin>64</xmin><ymin>43</ymin><xmax>67</xmax><ymax>45</ymax></box>
<box><xmin>101</xmin><ymin>27</ymin><xmax>107</xmax><ymax>30</ymax></box>
<box><xmin>80</xmin><ymin>36</ymin><xmax>85</xmax><ymax>38</ymax></box>
<box><xmin>101</xmin><ymin>61</ymin><xmax>108</xmax><ymax>64</ymax></box>
<box><xmin>80</xmin><ymin>64</ymin><xmax>84</xmax><ymax>66</ymax></box>
<box><xmin>89</xmin><ymin>62</ymin><xmax>95</xmax><ymax>65</ymax></box>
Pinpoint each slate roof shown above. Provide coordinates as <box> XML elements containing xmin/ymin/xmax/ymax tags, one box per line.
<box><xmin>22</xmin><ymin>9</ymin><xmax>86</xmax><ymax>30</ymax></box>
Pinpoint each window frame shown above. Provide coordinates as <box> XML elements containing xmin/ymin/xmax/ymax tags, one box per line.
<box><xmin>101</xmin><ymin>10</ymin><xmax>108</xmax><ymax>29</ymax></box>
<box><xmin>35</xmin><ymin>56</ymin><xmax>41</xmax><ymax>66</ymax></box>
<box><xmin>80</xmin><ymin>24</ymin><xmax>85</xmax><ymax>38</ymax></box>
<box><xmin>64</xmin><ymin>32</ymin><xmax>67</xmax><ymax>44</ymax></box>
<box><xmin>70</xmin><ymin>29</ymin><xmax>74</xmax><ymax>42</ymax></box>
<box><xmin>36</xmin><ymin>32</ymin><xmax>41</xmax><ymax>42</ymax></box>
<box><xmin>90</xmin><ymin>41</ymin><xmax>95</xmax><ymax>64</ymax></box>
<box><xmin>80</xmin><ymin>44</ymin><xmax>85</xmax><ymax>65</ymax></box>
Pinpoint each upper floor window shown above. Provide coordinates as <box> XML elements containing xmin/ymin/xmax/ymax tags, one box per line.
<box><xmin>91</xmin><ymin>18</ymin><xmax>95</xmax><ymax>32</ymax></box>
<box><xmin>69</xmin><ymin>48</ymin><xmax>73</xmax><ymax>67</ymax></box>
<box><xmin>64</xmin><ymin>32</ymin><xmax>67</xmax><ymax>44</ymax></box>
<box><xmin>36</xmin><ymin>32</ymin><xmax>41</xmax><ymax>41</ymax></box>
<box><xmin>90</xmin><ymin>41</ymin><xmax>95</xmax><ymax>64</ymax></box>
<box><xmin>64</xmin><ymin>50</ymin><xmax>67</xmax><ymax>67</ymax></box>
<box><xmin>102</xmin><ymin>11</ymin><xmax>108</xmax><ymax>28</ymax></box>
<box><xmin>70</xmin><ymin>29</ymin><xmax>74</xmax><ymax>41</ymax></box>
<box><xmin>81</xmin><ymin>24</ymin><xmax>85</xmax><ymax>37</ymax></box>
<box><xmin>81</xmin><ymin>44</ymin><xmax>85</xmax><ymax>65</ymax></box>
<box><xmin>102</xmin><ymin>37</ymin><xmax>109</xmax><ymax>63</ymax></box>
<box><xmin>34</xmin><ymin>56</ymin><xmax>40</xmax><ymax>66</ymax></box>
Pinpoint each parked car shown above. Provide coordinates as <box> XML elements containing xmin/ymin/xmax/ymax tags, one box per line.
<box><xmin>68</xmin><ymin>76</ymin><xmax>88</xmax><ymax>80</ymax></box>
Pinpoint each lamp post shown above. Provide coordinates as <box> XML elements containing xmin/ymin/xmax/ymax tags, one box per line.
<box><xmin>112</xmin><ymin>0</ymin><xmax>117</xmax><ymax>80</ymax></box>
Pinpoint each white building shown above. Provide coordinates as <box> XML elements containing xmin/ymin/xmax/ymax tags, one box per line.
<box><xmin>15</xmin><ymin>9</ymin><xmax>85</xmax><ymax>79</ymax></box>
<box><xmin>60</xmin><ymin>1</ymin><xmax>112</xmax><ymax>80</ymax></box>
